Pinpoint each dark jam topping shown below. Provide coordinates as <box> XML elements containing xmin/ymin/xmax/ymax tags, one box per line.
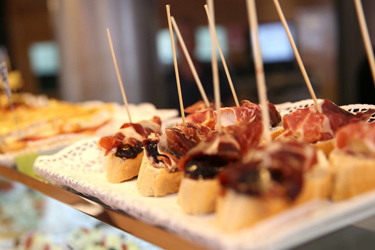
<box><xmin>184</xmin><ymin>156</ymin><xmax>229</xmax><ymax>180</ymax></box>
<box><xmin>144</xmin><ymin>140</ymin><xmax>168</xmax><ymax>164</ymax></box>
<box><xmin>115</xmin><ymin>143</ymin><xmax>143</xmax><ymax>159</ymax></box>
<box><xmin>219</xmin><ymin>161</ymin><xmax>266</xmax><ymax>195</ymax></box>
<box><xmin>145</xmin><ymin>141</ymin><xmax>160</xmax><ymax>163</ymax></box>
<box><xmin>234</xmin><ymin>168</ymin><xmax>266</xmax><ymax>195</ymax></box>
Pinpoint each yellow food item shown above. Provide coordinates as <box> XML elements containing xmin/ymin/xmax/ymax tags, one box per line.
<box><xmin>0</xmin><ymin>97</ymin><xmax>114</xmax><ymax>153</ymax></box>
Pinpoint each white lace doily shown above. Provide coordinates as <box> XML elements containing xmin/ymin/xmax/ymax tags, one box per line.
<box><xmin>33</xmin><ymin>100</ymin><xmax>375</xmax><ymax>250</ymax></box>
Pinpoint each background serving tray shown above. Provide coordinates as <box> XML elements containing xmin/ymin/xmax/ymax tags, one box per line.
<box><xmin>0</xmin><ymin>102</ymin><xmax>178</xmax><ymax>167</ymax></box>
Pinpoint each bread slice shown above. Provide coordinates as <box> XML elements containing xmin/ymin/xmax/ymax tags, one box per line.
<box><xmin>216</xmin><ymin>189</ymin><xmax>289</xmax><ymax>232</ymax></box>
<box><xmin>330</xmin><ymin>150</ymin><xmax>375</xmax><ymax>201</ymax></box>
<box><xmin>295</xmin><ymin>150</ymin><xmax>332</xmax><ymax>204</ymax></box>
<box><xmin>136</xmin><ymin>154</ymin><xmax>183</xmax><ymax>197</ymax></box>
<box><xmin>178</xmin><ymin>177</ymin><xmax>220</xmax><ymax>215</ymax></box>
<box><xmin>106</xmin><ymin>151</ymin><xmax>144</xmax><ymax>183</ymax></box>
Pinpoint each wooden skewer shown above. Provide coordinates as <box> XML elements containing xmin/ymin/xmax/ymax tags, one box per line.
<box><xmin>273</xmin><ymin>0</ymin><xmax>322</xmax><ymax>113</ymax></box>
<box><xmin>166</xmin><ymin>5</ymin><xmax>186</xmax><ymax>125</ymax></box>
<box><xmin>354</xmin><ymin>0</ymin><xmax>375</xmax><ymax>87</ymax></box>
<box><xmin>206</xmin><ymin>0</ymin><xmax>222</xmax><ymax>132</ymax></box>
<box><xmin>106</xmin><ymin>28</ymin><xmax>132</xmax><ymax>123</ymax></box>
<box><xmin>171</xmin><ymin>17</ymin><xmax>210</xmax><ymax>108</ymax></box>
<box><xmin>207</xmin><ymin>0</ymin><xmax>218</xmax><ymax>85</ymax></box>
<box><xmin>246</xmin><ymin>0</ymin><xmax>271</xmax><ymax>144</ymax></box>
<box><xmin>205</xmin><ymin>2</ymin><xmax>222</xmax><ymax>132</ymax></box>
<box><xmin>204</xmin><ymin>4</ymin><xmax>240</xmax><ymax>108</ymax></box>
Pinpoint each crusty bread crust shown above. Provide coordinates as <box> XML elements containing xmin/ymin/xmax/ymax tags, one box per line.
<box><xmin>330</xmin><ymin>150</ymin><xmax>375</xmax><ymax>201</ymax></box>
<box><xmin>137</xmin><ymin>154</ymin><xmax>182</xmax><ymax>197</ymax></box>
<box><xmin>216</xmin><ymin>189</ymin><xmax>289</xmax><ymax>232</ymax></box>
<box><xmin>106</xmin><ymin>151</ymin><xmax>144</xmax><ymax>183</ymax></box>
<box><xmin>178</xmin><ymin>177</ymin><xmax>220</xmax><ymax>215</ymax></box>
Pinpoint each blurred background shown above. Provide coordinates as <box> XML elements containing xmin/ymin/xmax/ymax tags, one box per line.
<box><xmin>0</xmin><ymin>0</ymin><xmax>374</xmax><ymax>109</ymax></box>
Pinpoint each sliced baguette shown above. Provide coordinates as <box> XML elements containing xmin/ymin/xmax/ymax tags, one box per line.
<box><xmin>178</xmin><ymin>177</ymin><xmax>220</xmax><ymax>215</ymax></box>
<box><xmin>330</xmin><ymin>149</ymin><xmax>375</xmax><ymax>201</ymax></box>
<box><xmin>295</xmin><ymin>150</ymin><xmax>332</xmax><ymax>204</ymax></box>
<box><xmin>106</xmin><ymin>151</ymin><xmax>144</xmax><ymax>183</ymax></box>
<box><xmin>137</xmin><ymin>154</ymin><xmax>182</xmax><ymax>197</ymax></box>
<box><xmin>216</xmin><ymin>189</ymin><xmax>289</xmax><ymax>232</ymax></box>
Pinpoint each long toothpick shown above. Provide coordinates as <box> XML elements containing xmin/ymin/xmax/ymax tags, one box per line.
<box><xmin>107</xmin><ymin>28</ymin><xmax>132</xmax><ymax>123</ymax></box>
<box><xmin>205</xmin><ymin>2</ymin><xmax>222</xmax><ymax>132</ymax></box>
<box><xmin>166</xmin><ymin>5</ymin><xmax>186</xmax><ymax>125</ymax></box>
<box><xmin>171</xmin><ymin>17</ymin><xmax>210</xmax><ymax>108</ymax></box>
<box><xmin>246</xmin><ymin>0</ymin><xmax>271</xmax><ymax>144</ymax></box>
<box><xmin>273</xmin><ymin>0</ymin><xmax>322</xmax><ymax>113</ymax></box>
<box><xmin>207</xmin><ymin>0</ymin><xmax>220</xmax><ymax>99</ymax></box>
<box><xmin>354</xmin><ymin>0</ymin><xmax>375</xmax><ymax>87</ymax></box>
<box><xmin>204</xmin><ymin>5</ymin><xmax>240</xmax><ymax>108</ymax></box>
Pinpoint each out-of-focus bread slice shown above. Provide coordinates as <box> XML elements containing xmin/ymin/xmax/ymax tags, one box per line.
<box><xmin>216</xmin><ymin>189</ymin><xmax>289</xmax><ymax>232</ymax></box>
<box><xmin>137</xmin><ymin>154</ymin><xmax>182</xmax><ymax>197</ymax></box>
<box><xmin>178</xmin><ymin>177</ymin><xmax>220</xmax><ymax>215</ymax></box>
<box><xmin>295</xmin><ymin>150</ymin><xmax>332</xmax><ymax>204</ymax></box>
<box><xmin>106</xmin><ymin>151</ymin><xmax>144</xmax><ymax>183</ymax></box>
<box><xmin>330</xmin><ymin>149</ymin><xmax>375</xmax><ymax>201</ymax></box>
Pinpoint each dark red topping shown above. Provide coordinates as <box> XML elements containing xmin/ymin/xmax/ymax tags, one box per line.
<box><xmin>179</xmin><ymin>122</ymin><xmax>263</xmax><ymax>179</ymax></box>
<box><xmin>219</xmin><ymin>141</ymin><xmax>317</xmax><ymax>201</ymax></box>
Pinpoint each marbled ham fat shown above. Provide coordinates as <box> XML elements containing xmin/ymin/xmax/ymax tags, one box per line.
<box><xmin>178</xmin><ymin>122</ymin><xmax>263</xmax><ymax>179</ymax></box>
<box><xmin>336</xmin><ymin>122</ymin><xmax>375</xmax><ymax>156</ymax></box>
<box><xmin>282</xmin><ymin>99</ymin><xmax>375</xmax><ymax>143</ymax></box>
<box><xmin>213</xmin><ymin>100</ymin><xmax>281</xmax><ymax>129</ymax></box>
<box><xmin>98</xmin><ymin>116</ymin><xmax>161</xmax><ymax>155</ymax></box>
<box><xmin>145</xmin><ymin>123</ymin><xmax>211</xmax><ymax>171</ymax></box>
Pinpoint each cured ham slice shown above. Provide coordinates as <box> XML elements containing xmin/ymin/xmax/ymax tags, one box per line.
<box><xmin>143</xmin><ymin>123</ymin><xmax>211</xmax><ymax>171</ymax></box>
<box><xmin>220</xmin><ymin>141</ymin><xmax>317</xmax><ymax>200</ymax></box>
<box><xmin>213</xmin><ymin>100</ymin><xmax>281</xmax><ymax>129</ymax></box>
<box><xmin>335</xmin><ymin>122</ymin><xmax>375</xmax><ymax>156</ymax></box>
<box><xmin>185</xmin><ymin>109</ymin><xmax>216</xmax><ymax>129</ymax></box>
<box><xmin>184</xmin><ymin>100</ymin><xmax>213</xmax><ymax>113</ymax></box>
<box><xmin>98</xmin><ymin>116</ymin><xmax>161</xmax><ymax>156</ymax></box>
<box><xmin>185</xmin><ymin>101</ymin><xmax>217</xmax><ymax>129</ymax></box>
<box><xmin>179</xmin><ymin>121</ymin><xmax>263</xmax><ymax>177</ymax></box>
<box><xmin>282</xmin><ymin>99</ymin><xmax>375</xmax><ymax>143</ymax></box>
